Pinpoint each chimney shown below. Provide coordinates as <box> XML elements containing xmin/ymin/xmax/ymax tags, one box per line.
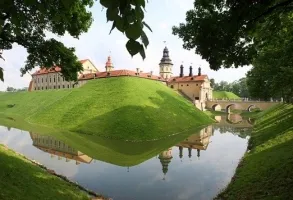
<box><xmin>198</xmin><ymin>67</ymin><xmax>201</xmax><ymax>76</ymax></box>
<box><xmin>180</xmin><ymin>64</ymin><xmax>184</xmax><ymax>77</ymax></box>
<box><xmin>189</xmin><ymin>66</ymin><xmax>193</xmax><ymax>77</ymax></box>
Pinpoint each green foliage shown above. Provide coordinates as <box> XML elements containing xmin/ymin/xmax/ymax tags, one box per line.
<box><xmin>0</xmin><ymin>0</ymin><xmax>151</xmax><ymax>82</ymax></box>
<box><xmin>101</xmin><ymin>0</ymin><xmax>151</xmax><ymax>59</ymax></box>
<box><xmin>216</xmin><ymin>104</ymin><xmax>293</xmax><ymax>199</ymax></box>
<box><xmin>0</xmin><ymin>0</ymin><xmax>94</xmax><ymax>81</ymax></box>
<box><xmin>172</xmin><ymin>0</ymin><xmax>293</xmax><ymax>70</ymax></box>
<box><xmin>247</xmin><ymin>13</ymin><xmax>293</xmax><ymax>102</ymax></box>
<box><xmin>213</xmin><ymin>91</ymin><xmax>240</xmax><ymax>100</ymax></box>
<box><xmin>212</xmin><ymin>78</ymin><xmax>249</xmax><ymax>98</ymax></box>
<box><xmin>0</xmin><ymin>77</ymin><xmax>213</xmax><ymax>141</ymax></box>
<box><xmin>0</xmin><ymin>144</ymin><xmax>90</xmax><ymax>200</ymax></box>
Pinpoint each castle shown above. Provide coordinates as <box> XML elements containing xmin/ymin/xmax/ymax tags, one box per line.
<box><xmin>28</xmin><ymin>46</ymin><xmax>213</xmax><ymax>110</ymax></box>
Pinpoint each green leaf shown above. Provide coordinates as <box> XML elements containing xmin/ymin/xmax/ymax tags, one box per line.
<box><xmin>109</xmin><ymin>22</ymin><xmax>116</xmax><ymax>34</ymax></box>
<box><xmin>126</xmin><ymin>22</ymin><xmax>142</xmax><ymax>40</ymax></box>
<box><xmin>115</xmin><ymin>17</ymin><xmax>124</xmax><ymax>32</ymax></box>
<box><xmin>100</xmin><ymin>0</ymin><xmax>112</xmax><ymax>8</ymax></box>
<box><xmin>0</xmin><ymin>67</ymin><xmax>4</xmax><ymax>82</ymax></box>
<box><xmin>134</xmin><ymin>0</ymin><xmax>145</xmax><ymax>8</ymax></box>
<box><xmin>106</xmin><ymin>7</ymin><xmax>119</xmax><ymax>21</ymax></box>
<box><xmin>139</xmin><ymin>44</ymin><xmax>146</xmax><ymax>59</ymax></box>
<box><xmin>135</xmin><ymin>6</ymin><xmax>144</xmax><ymax>20</ymax></box>
<box><xmin>143</xmin><ymin>21</ymin><xmax>152</xmax><ymax>32</ymax></box>
<box><xmin>141</xmin><ymin>30</ymin><xmax>149</xmax><ymax>48</ymax></box>
<box><xmin>126</xmin><ymin>39</ymin><xmax>141</xmax><ymax>56</ymax></box>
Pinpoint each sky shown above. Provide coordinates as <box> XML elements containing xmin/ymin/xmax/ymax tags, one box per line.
<box><xmin>0</xmin><ymin>0</ymin><xmax>251</xmax><ymax>91</ymax></box>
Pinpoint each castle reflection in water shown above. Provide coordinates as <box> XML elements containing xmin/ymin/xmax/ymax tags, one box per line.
<box><xmin>29</xmin><ymin>114</ymin><xmax>249</xmax><ymax>178</ymax></box>
<box><xmin>30</xmin><ymin>133</ymin><xmax>93</xmax><ymax>165</ymax></box>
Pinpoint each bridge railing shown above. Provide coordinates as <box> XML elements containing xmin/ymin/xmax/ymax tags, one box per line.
<box><xmin>208</xmin><ymin>98</ymin><xmax>283</xmax><ymax>103</ymax></box>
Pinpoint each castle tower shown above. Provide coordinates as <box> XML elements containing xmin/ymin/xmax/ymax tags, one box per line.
<box><xmin>159</xmin><ymin>46</ymin><xmax>173</xmax><ymax>79</ymax></box>
<box><xmin>105</xmin><ymin>56</ymin><xmax>114</xmax><ymax>72</ymax></box>
<box><xmin>158</xmin><ymin>148</ymin><xmax>173</xmax><ymax>180</ymax></box>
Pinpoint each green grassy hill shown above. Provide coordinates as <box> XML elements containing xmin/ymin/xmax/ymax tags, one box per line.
<box><xmin>213</xmin><ymin>90</ymin><xmax>240</xmax><ymax>99</ymax></box>
<box><xmin>0</xmin><ymin>77</ymin><xmax>212</xmax><ymax>141</ymax></box>
<box><xmin>216</xmin><ymin>104</ymin><xmax>293</xmax><ymax>199</ymax></box>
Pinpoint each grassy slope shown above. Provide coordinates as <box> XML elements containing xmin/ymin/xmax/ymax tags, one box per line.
<box><xmin>0</xmin><ymin>77</ymin><xmax>213</xmax><ymax>141</ymax></box>
<box><xmin>0</xmin><ymin>144</ymin><xmax>89</xmax><ymax>200</ymax></box>
<box><xmin>216</xmin><ymin>104</ymin><xmax>293</xmax><ymax>199</ymax></box>
<box><xmin>213</xmin><ymin>91</ymin><xmax>240</xmax><ymax>99</ymax></box>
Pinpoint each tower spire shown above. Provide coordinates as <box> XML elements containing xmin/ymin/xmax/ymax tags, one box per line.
<box><xmin>159</xmin><ymin>44</ymin><xmax>173</xmax><ymax>79</ymax></box>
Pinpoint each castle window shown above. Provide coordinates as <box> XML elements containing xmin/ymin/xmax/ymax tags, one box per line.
<box><xmin>181</xmin><ymin>84</ymin><xmax>183</xmax><ymax>87</ymax></box>
<box><xmin>187</xmin><ymin>84</ymin><xmax>189</xmax><ymax>86</ymax></box>
<box><xmin>42</xmin><ymin>78</ymin><xmax>43</xmax><ymax>83</ymax></box>
<box><xmin>41</xmin><ymin>87</ymin><xmax>43</xmax><ymax>90</ymax></box>
<box><xmin>73</xmin><ymin>85</ymin><xmax>75</xmax><ymax>88</ymax></box>
<box><xmin>54</xmin><ymin>77</ymin><xmax>55</xmax><ymax>82</ymax></box>
<box><xmin>63</xmin><ymin>85</ymin><xmax>65</xmax><ymax>88</ymax></box>
<box><xmin>50</xmin><ymin>78</ymin><xmax>51</xmax><ymax>83</ymax></box>
<box><xmin>196</xmin><ymin>84</ymin><xmax>198</xmax><ymax>86</ymax></box>
<box><xmin>58</xmin><ymin>85</ymin><xmax>60</xmax><ymax>89</ymax></box>
<box><xmin>54</xmin><ymin>86</ymin><xmax>56</xmax><ymax>89</ymax></box>
<box><xmin>45</xmin><ymin>86</ymin><xmax>47</xmax><ymax>90</ymax></box>
<box><xmin>34</xmin><ymin>87</ymin><xmax>36</xmax><ymax>90</ymax></box>
<box><xmin>58</xmin><ymin>76</ymin><xmax>60</xmax><ymax>82</ymax></box>
<box><xmin>68</xmin><ymin>85</ymin><xmax>70</xmax><ymax>88</ymax></box>
<box><xmin>170</xmin><ymin>85</ymin><xmax>174</xmax><ymax>89</ymax></box>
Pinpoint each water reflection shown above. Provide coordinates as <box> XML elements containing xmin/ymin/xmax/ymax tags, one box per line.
<box><xmin>30</xmin><ymin>132</ymin><xmax>93</xmax><ymax>165</ymax></box>
<box><xmin>0</xmin><ymin>120</ymin><xmax>251</xmax><ymax>200</ymax></box>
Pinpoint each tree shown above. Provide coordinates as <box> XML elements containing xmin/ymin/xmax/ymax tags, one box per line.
<box><xmin>0</xmin><ymin>0</ymin><xmax>150</xmax><ymax>82</ymax></box>
<box><xmin>246</xmin><ymin>12</ymin><xmax>293</xmax><ymax>102</ymax></box>
<box><xmin>6</xmin><ymin>86</ymin><xmax>15</xmax><ymax>92</ymax></box>
<box><xmin>172</xmin><ymin>0</ymin><xmax>293</xmax><ymax>70</ymax></box>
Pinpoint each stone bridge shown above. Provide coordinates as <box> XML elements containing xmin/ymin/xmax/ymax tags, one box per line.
<box><xmin>206</xmin><ymin>100</ymin><xmax>280</xmax><ymax>113</ymax></box>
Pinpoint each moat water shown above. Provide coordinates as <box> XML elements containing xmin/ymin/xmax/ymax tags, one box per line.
<box><xmin>0</xmin><ymin>115</ymin><xmax>252</xmax><ymax>200</ymax></box>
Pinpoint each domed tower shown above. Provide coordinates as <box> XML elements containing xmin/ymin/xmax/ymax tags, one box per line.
<box><xmin>105</xmin><ymin>56</ymin><xmax>114</xmax><ymax>72</ymax></box>
<box><xmin>158</xmin><ymin>148</ymin><xmax>173</xmax><ymax>180</ymax></box>
<box><xmin>159</xmin><ymin>46</ymin><xmax>173</xmax><ymax>79</ymax></box>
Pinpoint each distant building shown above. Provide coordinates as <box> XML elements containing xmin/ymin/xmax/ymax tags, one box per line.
<box><xmin>28</xmin><ymin>59</ymin><xmax>98</xmax><ymax>91</ymax></box>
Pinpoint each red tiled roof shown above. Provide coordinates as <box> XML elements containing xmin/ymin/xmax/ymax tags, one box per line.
<box><xmin>32</xmin><ymin>60</ymin><xmax>88</xmax><ymax>76</ymax></box>
<box><xmin>168</xmin><ymin>75</ymin><xmax>207</xmax><ymax>83</ymax></box>
<box><xmin>78</xmin><ymin>69</ymin><xmax>166</xmax><ymax>82</ymax></box>
<box><xmin>80</xmin><ymin>59</ymin><xmax>89</xmax><ymax>64</ymax></box>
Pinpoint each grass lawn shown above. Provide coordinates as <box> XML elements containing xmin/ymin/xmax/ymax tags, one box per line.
<box><xmin>0</xmin><ymin>77</ymin><xmax>213</xmax><ymax>141</ymax></box>
<box><xmin>213</xmin><ymin>91</ymin><xmax>241</xmax><ymax>99</ymax></box>
<box><xmin>216</xmin><ymin>104</ymin><xmax>293</xmax><ymax>199</ymax></box>
<box><xmin>0</xmin><ymin>144</ymin><xmax>90</xmax><ymax>200</ymax></box>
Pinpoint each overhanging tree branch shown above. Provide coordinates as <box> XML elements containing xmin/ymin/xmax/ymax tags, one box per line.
<box><xmin>250</xmin><ymin>0</ymin><xmax>293</xmax><ymax>23</ymax></box>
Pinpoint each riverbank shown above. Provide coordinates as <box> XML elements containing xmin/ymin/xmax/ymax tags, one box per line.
<box><xmin>0</xmin><ymin>144</ymin><xmax>107</xmax><ymax>200</ymax></box>
<box><xmin>0</xmin><ymin>77</ymin><xmax>213</xmax><ymax>141</ymax></box>
<box><xmin>216</xmin><ymin>104</ymin><xmax>293</xmax><ymax>199</ymax></box>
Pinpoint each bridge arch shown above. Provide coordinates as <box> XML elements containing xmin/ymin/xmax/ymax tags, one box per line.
<box><xmin>212</xmin><ymin>104</ymin><xmax>222</xmax><ymax>111</ymax></box>
<box><xmin>226</xmin><ymin>104</ymin><xmax>235</xmax><ymax>113</ymax></box>
<box><xmin>247</xmin><ymin>105</ymin><xmax>261</xmax><ymax>112</ymax></box>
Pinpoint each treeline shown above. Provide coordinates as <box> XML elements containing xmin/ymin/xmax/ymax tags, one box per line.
<box><xmin>6</xmin><ymin>87</ymin><xmax>28</xmax><ymax>92</ymax></box>
<box><xmin>210</xmin><ymin>78</ymin><xmax>250</xmax><ymax>98</ymax></box>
